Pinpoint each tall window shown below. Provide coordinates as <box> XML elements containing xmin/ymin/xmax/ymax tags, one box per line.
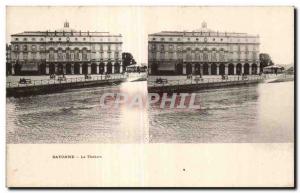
<box><xmin>58</xmin><ymin>49</ymin><xmax>63</xmax><ymax>60</ymax></box>
<box><xmin>74</xmin><ymin>49</ymin><xmax>79</xmax><ymax>60</ymax></box>
<box><xmin>115</xmin><ymin>52</ymin><xmax>119</xmax><ymax>59</ymax></box>
<box><xmin>160</xmin><ymin>45</ymin><xmax>164</xmax><ymax>52</ymax></box>
<box><xmin>219</xmin><ymin>52</ymin><xmax>225</xmax><ymax>62</ymax></box>
<box><xmin>23</xmin><ymin>45</ymin><xmax>28</xmax><ymax>52</ymax></box>
<box><xmin>23</xmin><ymin>53</ymin><xmax>28</xmax><ymax>60</ymax></box>
<box><xmin>66</xmin><ymin>49</ymin><xmax>71</xmax><ymax>60</ymax></box>
<box><xmin>212</xmin><ymin>52</ymin><xmax>217</xmax><ymax>61</ymax></box>
<box><xmin>31</xmin><ymin>45</ymin><xmax>36</xmax><ymax>52</ymax></box>
<box><xmin>203</xmin><ymin>53</ymin><xmax>208</xmax><ymax>61</ymax></box>
<box><xmin>32</xmin><ymin>52</ymin><xmax>36</xmax><ymax>60</ymax></box>
<box><xmin>82</xmin><ymin>49</ymin><xmax>87</xmax><ymax>60</ymax></box>
<box><xmin>49</xmin><ymin>49</ymin><xmax>55</xmax><ymax>61</ymax></box>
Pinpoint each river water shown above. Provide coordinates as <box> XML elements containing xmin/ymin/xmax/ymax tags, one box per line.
<box><xmin>6</xmin><ymin>81</ymin><xmax>294</xmax><ymax>143</ymax></box>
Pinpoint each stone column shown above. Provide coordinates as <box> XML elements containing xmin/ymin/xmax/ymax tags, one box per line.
<box><xmin>183</xmin><ymin>63</ymin><xmax>186</xmax><ymax>75</ymax></box>
<box><xmin>104</xmin><ymin>63</ymin><xmax>107</xmax><ymax>74</ymax></box>
<box><xmin>79</xmin><ymin>64</ymin><xmax>82</xmax><ymax>74</ymax></box>
<box><xmin>257</xmin><ymin>67</ymin><xmax>260</xmax><ymax>74</ymax></box>
<box><xmin>45</xmin><ymin>64</ymin><xmax>49</xmax><ymax>75</ymax></box>
<box><xmin>200</xmin><ymin>64</ymin><xmax>203</xmax><ymax>75</ymax></box>
<box><xmin>249</xmin><ymin>66</ymin><xmax>252</xmax><ymax>75</ymax></box>
<box><xmin>63</xmin><ymin>63</ymin><xmax>66</xmax><ymax>74</ymax></box>
<box><xmin>71</xmin><ymin>64</ymin><xmax>74</xmax><ymax>74</ymax></box>
<box><xmin>112</xmin><ymin>64</ymin><xmax>115</xmax><ymax>74</ymax></box>
<box><xmin>87</xmin><ymin>64</ymin><xmax>91</xmax><ymax>74</ymax></box>
<box><xmin>225</xmin><ymin>64</ymin><xmax>229</xmax><ymax>75</ymax></box>
<box><xmin>11</xmin><ymin>65</ymin><xmax>15</xmax><ymax>75</ymax></box>
<box><xmin>241</xmin><ymin>64</ymin><xmax>244</xmax><ymax>74</ymax></box>
<box><xmin>192</xmin><ymin>63</ymin><xmax>195</xmax><ymax>74</ymax></box>
<box><xmin>208</xmin><ymin>64</ymin><xmax>211</xmax><ymax>75</ymax></box>
<box><xmin>216</xmin><ymin>64</ymin><xmax>220</xmax><ymax>75</ymax></box>
<box><xmin>54</xmin><ymin>64</ymin><xmax>58</xmax><ymax>74</ymax></box>
<box><xmin>233</xmin><ymin>64</ymin><xmax>236</xmax><ymax>75</ymax></box>
<box><xmin>96</xmin><ymin>63</ymin><xmax>100</xmax><ymax>74</ymax></box>
<box><xmin>120</xmin><ymin>65</ymin><xmax>123</xmax><ymax>73</ymax></box>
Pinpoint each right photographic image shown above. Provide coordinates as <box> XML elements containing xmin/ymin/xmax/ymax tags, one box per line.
<box><xmin>146</xmin><ymin>7</ymin><xmax>294</xmax><ymax>144</ymax></box>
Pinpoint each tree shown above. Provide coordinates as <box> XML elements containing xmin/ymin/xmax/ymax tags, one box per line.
<box><xmin>259</xmin><ymin>53</ymin><xmax>274</xmax><ymax>69</ymax></box>
<box><xmin>122</xmin><ymin>52</ymin><xmax>136</xmax><ymax>70</ymax></box>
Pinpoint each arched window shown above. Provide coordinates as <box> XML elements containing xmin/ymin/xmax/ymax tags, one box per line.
<box><xmin>57</xmin><ymin>48</ymin><xmax>63</xmax><ymax>60</ymax></box>
<box><xmin>66</xmin><ymin>48</ymin><xmax>71</xmax><ymax>60</ymax></box>
<box><xmin>49</xmin><ymin>48</ymin><xmax>55</xmax><ymax>61</ymax></box>
<box><xmin>74</xmin><ymin>48</ymin><xmax>79</xmax><ymax>60</ymax></box>
<box><xmin>82</xmin><ymin>48</ymin><xmax>87</xmax><ymax>60</ymax></box>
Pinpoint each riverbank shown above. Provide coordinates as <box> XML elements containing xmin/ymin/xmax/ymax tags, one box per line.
<box><xmin>148</xmin><ymin>75</ymin><xmax>264</xmax><ymax>93</ymax></box>
<box><xmin>7</xmin><ymin>74</ymin><xmax>126</xmax><ymax>97</ymax></box>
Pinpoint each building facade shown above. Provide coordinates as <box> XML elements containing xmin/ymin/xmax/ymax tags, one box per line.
<box><xmin>9</xmin><ymin>22</ymin><xmax>123</xmax><ymax>75</ymax></box>
<box><xmin>148</xmin><ymin>22</ymin><xmax>260</xmax><ymax>76</ymax></box>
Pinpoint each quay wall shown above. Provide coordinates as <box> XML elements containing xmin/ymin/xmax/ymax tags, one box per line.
<box><xmin>148</xmin><ymin>79</ymin><xmax>264</xmax><ymax>93</ymax></box>
<box><xmin>7</xmin><ymin>78</ymin><xmax>126</xmax><ymax>97</ymax></box>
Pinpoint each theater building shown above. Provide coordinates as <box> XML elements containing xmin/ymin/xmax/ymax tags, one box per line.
<box><xmin>9</xmin><ymin>22</ymin><xmax>123</xmax><ymax>75</ymax></box>
<box><xmin>148</xmin><ymin>22</ymin><xmax>260</xmax><ymax>76</ymax></box>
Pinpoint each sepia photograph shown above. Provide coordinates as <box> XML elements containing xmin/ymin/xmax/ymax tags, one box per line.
<box><xmin>5</xmin><ymin>6</ymin><xmax>295</xmax><ymax>187</ymax></box>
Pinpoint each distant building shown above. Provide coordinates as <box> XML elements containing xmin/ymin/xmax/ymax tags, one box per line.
<box><xmin>148</xmin><ymin>22</ymin><xmax>260</xmax><ymax>76</ymax></box>
<box><xmin>9</xmin><ymin>22</ymin><xmax>123</xmax><ymax>75</ymax></box>
<box><xmin>263</xmin><ymin>65</ymin><xmax>284</xmax><ymax>74</ymax></box>
<box><xmin>6</xmin><ymin>44</ymin><xmax>11</xmax><ymax>75</ymax></box>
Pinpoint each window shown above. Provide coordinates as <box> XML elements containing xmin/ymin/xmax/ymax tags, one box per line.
<box><xmin>23</xmin><ymin>53</ymin><xmax>28</xmax><ymax>60</ymax></box>
<box><xmin>75</xmin><ymin>38</ymin><xmax>78</xmax><ymax>41</ymax></box>
<box><xmin>50</xmin><ymin>38</ymin><xmax>53</xmax><ymax>41</ymax></box>
<box><xmin>221</xmin><ymin>38</ymin><xmax>223</xmax><ymax>41</ymax></box>
<box><xmin>32</xmin><ymin>52</ymin><xmax>36</xmax><ymax>60</ymax></box>
<box><xmin>83</xmin><ymin>38</ymin><xmax>86</xmax><ymax>41</ymax></box>
<box><xmin>196</xmin><ymin>38</ymin><xmax>199</xmax><ymax>41</ymax></box>
<box><xmin>23</xmin><ymin>45</ymin><xmax>28</xmax><ymax>51</ymax></box>
<box><xmin>15</xmin><ymin>38</ymin><xmax>18</xmax><ymax>41</ymax></box>
<box><xmin>14</xmin><ymin>45</ymin><xmax>19</xmax><ymax>51</ymax></box>
<box><xmin>160</xmin><ymin>38</ymin><xmax>164</xmax><ymax>41</ymax></box>
<box><xmin>32</xmin><ymin>38</ymin><xmax>35</xmax><ymax>41</ymax></box>
<box><xmin>153</xmin><ymin>38</ymin><xmax>156</xmax><ymax>40</ymax></box>
<box><xmin>49</xmin><ymin>50</ymin><xmax>55</xmax><ymax>61</ymax></box>
<box><xmin>203</xmin><ymin>53</ymin><xmax>208</xmax><ymax>61</ymax></box>
<box><xmin>115</xmin><ymin>52</ymin><xmax>119</xmax><ymax>59</ymax></box>
<box><xmin>23</xmin><ymin>38</ymin><xmax>27</xmax><ymax>41</ymax></box>
<box><xmin>58</xmin><ymin>49</ymin><xmax>63</xmax><ymax>60</ymax></box>
<box><xmin>31</xmin><ymin>45</ymin><xmax>36</xmax><ymax>51</ymax></box>
<box><xmin>66</xmin><ymin>49</ymin><xmax>71</xmax><ymax>60</ymax></box>
<box><xmin>212</xmin><ymin>52</ymin><xmax>217</xmax><ymax>61</ymax></box>
<box><xmin>160</xmin><ymin>45</ymin><xmax>164</xmax><ymax>52</ymax></box>
<box><xmin>58</xmin><ymin>38</ymin><xmax>61</xmax><ymax>41</ymax></box>
<box><xmin>108</xmin><ymin>45</ymin><xmax>111</xmax><ymax>51</ymax></box>
<box><xmin>74</xmin><ymin>49</ymin><xmax>79</xmax><ymax>60</ymax></box>
<box><xmin>82</xmin><ymin>49</ymin><xmax>87</xmax><ymax>60</ymax></box>
<box><xmin>100</xmin><ymin>45</ymin><xmax>103</xmax><ymax>51</ymax></box>
<box><xmin>40</xmin><ymin>38</ymin><xmax>44</xmax><ymax>41</ymax></box>
<box><xmin>213</xmin><ymin>38</ymin><xmax>215</xmax><ymax>41</ymax></box>
<box><xmin>169</xmin><ymin>38</ymin><xmax>173</xmax><ymax>41</ymax></box>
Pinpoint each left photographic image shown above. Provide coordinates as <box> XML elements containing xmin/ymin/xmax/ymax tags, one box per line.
<box><xmin>6</xmin><ymin>7</ymin><xmax>149</xmax><ymax>144</ymax></box>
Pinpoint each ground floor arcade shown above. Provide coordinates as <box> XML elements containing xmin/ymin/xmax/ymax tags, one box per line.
<box><xmin>8</xmin><ymin>61</ymin><xmax>124</xmax><ymax>75</ymax></box>
<box><xmin>150</xmin><ymin>62</ymin><xmax>262</xmax><ymax>76</ymax></box>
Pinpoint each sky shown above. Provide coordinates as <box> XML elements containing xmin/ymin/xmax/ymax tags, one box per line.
<box><xmin>6</xmin><ymin>6</ymin><xmax>294</xmax><ymax>65</ymax></box>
